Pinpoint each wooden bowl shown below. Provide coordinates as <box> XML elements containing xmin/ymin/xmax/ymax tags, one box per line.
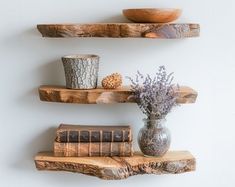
<box><xmin>122</xmin><ymin>8</ymin><xmax>182</xmax><ymax>23</ymax></box>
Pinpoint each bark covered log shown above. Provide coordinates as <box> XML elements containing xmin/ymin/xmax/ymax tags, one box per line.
<box><xmin>62</xmin><ymin>55</ymin><xmax>99</xmax><ymax>89</ymax></box>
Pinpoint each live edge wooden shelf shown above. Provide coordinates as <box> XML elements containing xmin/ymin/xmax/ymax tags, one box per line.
<box><xmin>37</xmin><ymin>23</ymin><xmax>200</xmax><ymax>39</ymax></box>
<box><xmin>35</xmin><ymin>151</ymin><xmax>195</xmax><ymax>180</ymax></box>
<box><xmin>39</xmin><ymin>85</ymin><xmax>197</xmax><ymax>104</ymax></box>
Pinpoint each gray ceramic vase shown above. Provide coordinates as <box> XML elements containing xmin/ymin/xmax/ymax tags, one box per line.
<box><xmin>62</xmin><ymin>54</ymin><xmax>99</xmax><ymax>89</ymax></box>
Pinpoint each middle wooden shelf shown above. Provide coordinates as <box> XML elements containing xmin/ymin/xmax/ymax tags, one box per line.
<box><xmin>38</xmin><ymin>85</ymin><xmax>197</xmax><ymax>104</ymax></box>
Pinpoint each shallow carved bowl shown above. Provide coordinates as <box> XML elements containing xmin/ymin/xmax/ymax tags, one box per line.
<box><xmin>122</xmin><ymin>8</ymin><xmax>182</xmax><ymax>23</ymax></box>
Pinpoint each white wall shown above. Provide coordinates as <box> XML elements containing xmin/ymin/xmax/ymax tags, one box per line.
<box><xmin>0</xmin><ymin>0</ymin><xmax>234</xmax><ymax>186</ymax></box>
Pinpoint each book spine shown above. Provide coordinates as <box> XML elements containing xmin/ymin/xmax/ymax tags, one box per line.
<box><xmin>54</xmin><ymin>141</ymin><xmax>133</xmax><ymax>157</ymax></box>
<box><xmin>56</xmin><ymin>129</ymin><xmax>132</xmax><ymax>143</ymax></box>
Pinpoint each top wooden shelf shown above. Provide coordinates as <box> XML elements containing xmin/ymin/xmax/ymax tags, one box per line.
<box><xmin>37</xmin><ymin>23</ymin><xmax>200</xmax><ymax>39</ymax></box>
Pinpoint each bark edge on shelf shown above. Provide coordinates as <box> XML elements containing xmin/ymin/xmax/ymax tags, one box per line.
<box><xmin>38</xmin><ymin>85</ymin><xmax>198</xmax><ymax>104</ymax></box>
<box><xmin>37</xmin><ymin>23</ymin><xmax>200</xmax><ymax>39</ymax></box>
<box><xmin>35</xmin><ymin>151</ymin><xmax>196</xmax><ymax>180</ymax></box>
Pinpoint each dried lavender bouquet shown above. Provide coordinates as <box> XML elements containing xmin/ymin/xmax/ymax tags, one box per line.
<box><xmin>127</xmin><ymin>66</ymin><xmax>179</xmax><ymax>120</ymax></box>
<box><xmin>127</xmin><ymin>66</ymin><xmax>179</xmax><ymax>156</ymax></box>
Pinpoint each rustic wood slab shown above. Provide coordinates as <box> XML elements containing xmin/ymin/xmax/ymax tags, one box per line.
<box><xmin>38</xmin><ymin>85</ymin><xmax>197</xmax><ymax>104</ymax></box>
<box><xmin>35</xmin><ymin>151</ymin><xmax>195</xmax><ymax>180</ymax></box>
<box><xmin>37</xmin><ymin>23</ymin><xmax>200</xmax><ymax>38</ymax></box>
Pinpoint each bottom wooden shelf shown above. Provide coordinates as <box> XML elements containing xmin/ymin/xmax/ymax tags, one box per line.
<box><xmin>34</xmin><ymin>151</ymin><xmax>195</xmax><ymax>180</ymax></box>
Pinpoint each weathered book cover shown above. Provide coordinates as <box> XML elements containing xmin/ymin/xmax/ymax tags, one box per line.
<box><xmin>54</xmin><ymin>141</ymin><xmax>133</xmax><ymax>157</ymax></box>
<box><xmin>55</xmin><ymin>124</ymin><xmax>132</xmax><ymax>143</ymax></box>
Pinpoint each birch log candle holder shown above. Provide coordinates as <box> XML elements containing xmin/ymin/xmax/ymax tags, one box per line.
<box><xmin>62</xmin><ymin>54</ymin><xmax>99</xmax><ymax>89</ymax></box>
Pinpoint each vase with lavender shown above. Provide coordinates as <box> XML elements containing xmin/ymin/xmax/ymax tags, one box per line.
<box><xmin>127</xmin><ymin>66</ymin><xmax>179</xmax><ymax>157</ymax></box>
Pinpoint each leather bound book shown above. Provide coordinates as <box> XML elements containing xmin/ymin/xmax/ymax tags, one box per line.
<box><xmin>54</xmin><ymin>141</ymin><xmax>133</xmax><ymax>157</ymax></box>
<box><xmin>55</xmin><ymin>124</ymin><xmax>132</xmax><ymax>143</ymax></box>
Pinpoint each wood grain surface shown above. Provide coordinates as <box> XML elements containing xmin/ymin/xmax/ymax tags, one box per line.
<box><xmin>37</xmin><ymin>23</ymin><xmax>200</xmax><ymax>38</ymax></box>
<box><xmin>35</xmin><ymin>151</ymin><xmax>196</xmax><ymax>180</ymax></box>
<box><xmin>38</xmin><ymin>85</ymin><xmax>197</xmax><ymax>104</ymax></box>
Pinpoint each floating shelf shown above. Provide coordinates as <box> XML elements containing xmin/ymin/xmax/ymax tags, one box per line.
<box><xmin>39</xmin><ymin>85</ymin><xmax>197</xmax><ymax>104</ymax></box>
<box><xmin>35</xmin><ymin>151</ymin><xmax>195</xmax><ymax>180</ymax></box>
<box><xmin>37</xmin><ymin>23</ymin><xmax>200</xmax><ymax>39</ymax></box>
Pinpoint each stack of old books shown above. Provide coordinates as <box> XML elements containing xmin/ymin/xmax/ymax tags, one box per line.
<box><xmin>54</xmin><ymin>124</ymin><xmax>133</xmax><ymax>157</ymax></box>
